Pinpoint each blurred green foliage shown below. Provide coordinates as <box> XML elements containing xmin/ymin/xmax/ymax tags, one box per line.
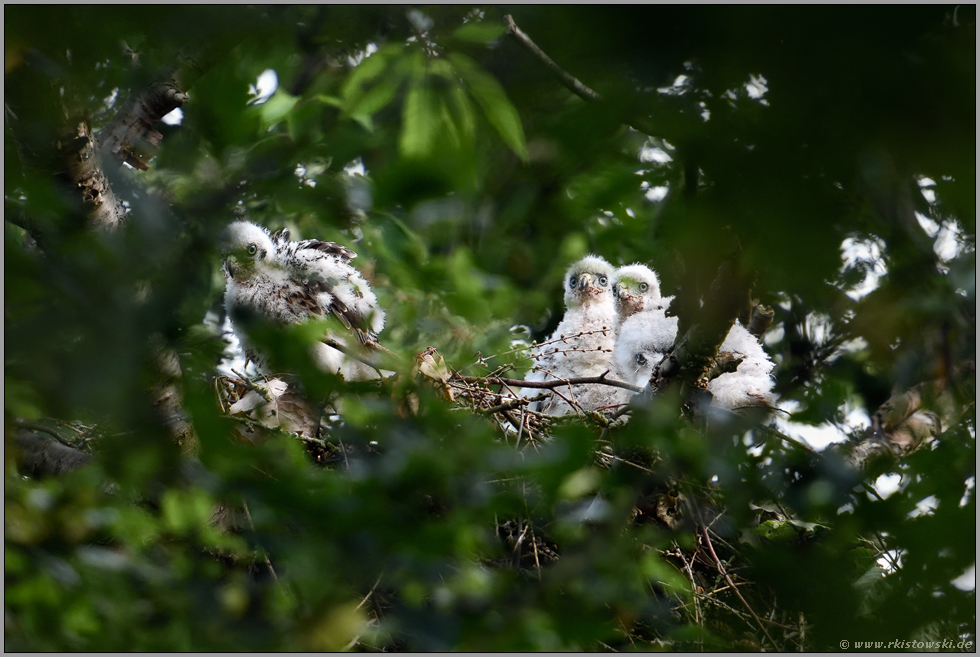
<box><xmin>5</xmin><ymin>5</ymin><xmax>975</xmax><ymax>651</ymax></box>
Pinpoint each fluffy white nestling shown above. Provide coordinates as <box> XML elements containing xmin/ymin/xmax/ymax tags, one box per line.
<box><xmin>219</xmin><ymin>220</ymin><xmax>385</xmax><ymax>380</ymax></box>
<box><xmin>707</xmin><ymin>321</ymin><xmax>775</xmax><ymax>410</ymax></box>
<box><xmin>613</xmin><ymin>306</ymin><xmax>680</xmax><ymax>388</ymax></box>
<box><xmin>522</xmin><ymin>254</ymin><xmax>617</xmax><ymax>415</ymax></box>
<box><xmin>605</xmin><ymin>264</ymin><xmax>677</xmax><ymax>408</ymax></box>
<box><xmin>611</xmin><ymin>264</ymin><xmax>672</xmax><ymax>331</ymax></box>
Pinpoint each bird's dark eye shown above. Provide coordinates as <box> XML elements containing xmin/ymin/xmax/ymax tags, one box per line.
<box><xmin>598</xmin><ymin>276</ymin><xmax>608</xmax><ymax>287</ymax></box>
<box><xmin>246</xmin><ymin>243</ymin><xmax>258</xmax><ymax>256</ymax></box>
<box><xmin>639</xmin><ymin>282</ymin><xmax>649</xmax><ymax>292</ymax></box>
<box><xmin>569</xmin><ymin>276</ymin><xmax>577</xmax><ymax>288</ymax></box>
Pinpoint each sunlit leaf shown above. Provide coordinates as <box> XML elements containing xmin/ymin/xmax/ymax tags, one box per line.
<box><xmin>347</xmin><ymin>78</ymin><xmax>401</xmax><ymax>120</ymax></box>
<box><xmin>340</xmin><ymin>44</ymin><xmax>401</xmax><ymax>102</ymax></box>
<box><xmin>448</xmin><ymin>52</ymin><xmax>528</xmax><ymax>162</ymax></box>
<box><xmin>452</xmin><ymin>21</ymin><xmax>506</xmax><ymax>44</ymax></box>
<box><xmin>400</xmin><ymin>80</ymin><xmax>440</xmax><ymax>159</ymax></box>
<box><xmin>258</xmin><ymin>90</ymin><xmax>299</xmax><ymax>129</ymax></box>
<box><xmin>447</xmin><ymin>85</ymin><xmax>476</xmax><ymax>144</ymax></box>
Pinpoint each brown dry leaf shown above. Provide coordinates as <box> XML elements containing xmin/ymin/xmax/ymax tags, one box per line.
<box><xmin>413</xmin><ymin>346</ymin><xmax>455</xmax><ymax>402</ymax></box>
<box><xmin>226</xmin><ymin>377</ymin><xmax>321</xmax><ymax>438</ymax></box>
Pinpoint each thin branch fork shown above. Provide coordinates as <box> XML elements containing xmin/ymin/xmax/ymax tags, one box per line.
<box><xmin>321</xmin><ymin>337</ymin><xmax>402</xmax><ymax>376</ymax></box>
<box><xmin>477</xmin><ymin>392</ymin><xmax>549</xmax><ymax>416</ymax></box>
<box><xmin>475</xmin><ymin>327</ymin><xmax>612</xmax><ymax>366</ymax></box>
<box><xmin>701</xmin><ymin>527</ymin><xmax>779</xmax><ymax>650</ymax></box>
<box><xmin>459</xmin><ymin>372</ymin><xmax>643</xmax><ymax>394</ymax></box>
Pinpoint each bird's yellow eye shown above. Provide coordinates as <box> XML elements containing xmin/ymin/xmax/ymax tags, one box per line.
<box><xmin>247</xmin><ymin>243</ymin><xmax>258</xmax><ymax>256</ymax></box>
<box><xmin>639</xmin><ymin>282</ymin><xmax>649</xmax><ymax>292</ymax></box>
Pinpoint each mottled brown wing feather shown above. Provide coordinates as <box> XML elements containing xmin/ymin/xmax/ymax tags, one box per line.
<box><xmin>295</xmin><ymin>239</ymin><xmax>357</xmax><ymax>263</ymax></box>
<box><xmin>284</xmin><ymin>287</ymin><xmax>323</xmax><ymax>316</ymax></box>
<box><xmin>285</xmin><ymin>276</ymin><xmax>369</xmax><ymax>340</ymax></box>
<box><xmin>326</xmin><ymin>298</ymin><xmax>376</xmax><ymax>345</ymax></box>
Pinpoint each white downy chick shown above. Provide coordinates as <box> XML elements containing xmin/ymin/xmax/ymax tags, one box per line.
<box><xmin>613</xmin><ymin>305</ymin><xmax>680</xmax><ymax>388</ymax></box>
<box><xmin>707</xmin><ymin>321</ymin><xmax>775</xmax><ymax>410</ymax></box>
<box><xmin>606</xmin><ymin>264</ymin><xmax>676</xmax><ymax>407</ymax></box>
<box><xmin>611</xmin><ymin>263</ymin><xmax>669</xmax><ymax>331</ymax></box>
<box><xmin>522</xmin><ymin>254</ymin><xmax>617</xmax><ymax>415</ymax></box>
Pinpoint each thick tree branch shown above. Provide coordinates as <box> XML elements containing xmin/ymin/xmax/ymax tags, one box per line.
<box><xmin>99</xmin><ymin>73</ymin><xmax>190</xmax><ymax>171</ymax></box>
<box><xmin>845</xmin><ymin>360</ymin><xmax>974</xmax><ymax>470</ymax></box>
<box><xmin>746</xmin><ymin>304</ymin><xmax>774</xmax><ymax>342</ymax></box>
<box><xmin>650</xmin><ymin>258</ymin><xmax>752</xmax><ymax>398</ymax></box>
<box><xmin>59</xmin><ymin>118</ymin><xmax>128</xmax><ymax>230</ymax></box>
<box><xmin>150</xmin><ymin>340</ymin><xmax>198</xmax><ymax>455</ymax></box>
<box><xmin>15</xmin><ymin>430</ymin><xmax>93</xmax><ymax>477</ymax></box>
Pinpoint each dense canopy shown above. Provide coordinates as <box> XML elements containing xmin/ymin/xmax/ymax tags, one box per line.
<box><xmin>5</xmin><ymin>5</ymin><xmax>975</xmax><ymax>651</ymax></box>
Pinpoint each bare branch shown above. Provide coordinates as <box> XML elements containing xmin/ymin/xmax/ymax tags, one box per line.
<box><xmin>503</xmin><ymin>14</ymin><xmax>659</xmax><ymax>137</ymax></box>
<box><xmin>479</xmin><ymin>392</ymin><xmax>549</xmax><ymax>416</ymax></box>
<box><xmin>321</xmin><ymin>337</ymin><xmax>403</xmax><ymax>376</ymax></box>
<box><xmin>649</xmin><ymin>258</ymin><xmax>752</xmax><ymax>398</ymax></box>
<box><xmin>503</xmin><ymin>14</ymin><xmax>601</xmax><ymax>103</ymax></box>
<box><xmin>459</xmin><ymin>372</ymin><xmax>643</xmax><ymax>394</ymax></box>
<box><xmin>701</xmin><ymin>527</ymin><xmax>779</xmax><ymax>650</ymax></box>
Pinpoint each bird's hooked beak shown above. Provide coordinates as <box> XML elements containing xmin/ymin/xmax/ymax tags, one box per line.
<box><xmin>217</xmin><ymin>227</ymin><xmax>236</xmax><ymax>279</ymax></box>
<box><xmin>614</xmin><ymin>280</ymin><xmax>639</xmax><ymax>301</ymax></box>
<box><xmin>614</xmin><ymin>283</ymin><xmax>643</xmax><ymax>314</ymax></box>
<box><xmin>577</xmin><ymin>273</ymin><xmax>601</xmax><ymax>295</ymax></box>
<box><xmin>223</xmin><ymin>255</ymin><xmax>239</xmax><ymax>279</ymax></box>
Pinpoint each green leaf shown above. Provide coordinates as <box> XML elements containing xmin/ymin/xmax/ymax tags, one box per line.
<box><xmin>258</xmin><ymin>90</ymin><xmax>299</xmax><ymax>129</ymax></box>
<box><xmin>426</xmin><ymin>58</ymin><xmax>456</xmax><ymax>81</ymax></box>
<box><xmin>641</xmin><ymin>551</ymin><xmax>693</xmax><ymax>603</ymax></box>
<box><xmin>340</xmin><ymin>47</ymin><xmax>397</xmax><ymax>102</ymax></box>
<box><xmin>351</xmin><ymin>114</ymin><xmax>374</xmax><ymax>133</ymax></box>
<box><xmin>348</xmin><ymin>78</ymin><xmax>400</xmax><ymax>120</ymax></box>
<box><xmin>437</xmin><ymin>96</ymin><xmax>461</xmax><ymax>149</ymax></box>
<box><xmin>5</xmin><ymin>376</ymin><xmax>43</xmax><ymax>419</ymax></box>
<box><xmin>400</xmin><ymin>81</ymin><xmax>440</xmax><ymax>160</ymax></box>
<box><xmin>558</xmin><ymin>467</ymin><xmax>601</xmax><ymax>499</ymax></box>
<box><xmin>854</xmin><ymin>563</ymin><xmax>889</xmax><ymax>616</ymax></box>
<box><xmin>752</xmin><ymin>519</ymin><xmax>798</xmax><ymax>543</ymax></box>
<box><xmin>311</xmin><ymin>94</ymin><xmax>344</xmax><ymax>109</ymax></box>
<box><xmin>161</xmin><ymin>489</ymin><xmax>214</xmax><ymax>535</ymax></box>
<box><xmin>447</xmin><ymin>85</ymin><xmax>476</xmax><ymax>144</ymax></box>
<box><xmin>453</xmin><ymin>21</ymin><xmax>506</xmax><ymax>44</ymax></box>
<box><xmin>449</xmin><ymin>53</ymin><xmax>527</xmax><ymax>162</ymax></box>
